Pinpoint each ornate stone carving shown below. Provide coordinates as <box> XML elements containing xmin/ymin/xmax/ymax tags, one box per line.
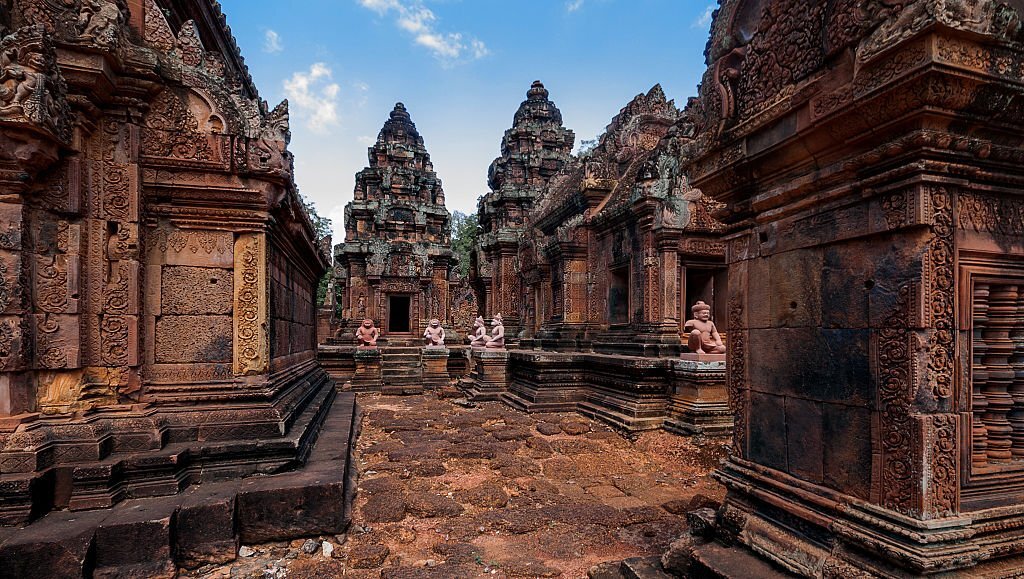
<box><xmin>234</xmin><ymin>233</ymin><xmax>268</xmax><ymax>375</ymax></box>
<box><xmin>0</xmin><ymin>24</ymin><xmax>71</xmax><ymax>141</ymax></box>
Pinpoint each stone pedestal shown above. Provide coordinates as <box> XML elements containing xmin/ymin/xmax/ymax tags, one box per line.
<box><xmin>460</xmin><ymin>348</ymin><xmax>510</xmax><ymax>401</ymax></box>
<box><xmin>421</xmin><ymin>347</ymin><xmax>450</xmax><ymax>390</ymax></box>
<box><xmin>348</xmin><ymin>348</ymin><xmax>382</xmax><ymax>392</ymax></box>
<box><xmin>664</xmin><ymin>355</ymin><xmax>731</xmax><ymax>437</ymax></box>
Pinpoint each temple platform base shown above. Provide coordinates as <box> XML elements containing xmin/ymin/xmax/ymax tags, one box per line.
<box><xmin>663</xmin><ymin>355</ymin><xmax>732</xmax><ymax>437</ymax></box>
<box><xmin>0</xmin><ymin>392</ymin><xmax>360</xmax><ymax>578</ymax></box>
<box><xmin>459</xmin><ymin>348</ymin><xmax>510</xmax><ymax>401</ymax></box>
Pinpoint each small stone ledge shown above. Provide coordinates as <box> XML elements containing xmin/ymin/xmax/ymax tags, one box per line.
<box><xmin>0</xmin><ymin>393</ymin><xmax>359</xmax><ymax>579</ymax></box>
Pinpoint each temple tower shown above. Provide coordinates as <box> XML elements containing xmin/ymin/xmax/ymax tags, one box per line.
<box><xmin>334</xmin><ymin>103</ymin><xmax>454</xmax><ymax>343</ymax></box>
<box><xmin>472</xmin><ymin>81</ymin><xmax>574</xmax><ymax>339</ymax></box>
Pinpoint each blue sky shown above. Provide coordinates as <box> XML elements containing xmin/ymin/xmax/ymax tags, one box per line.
<box><xmin>218</xmin><ymin>0</ymin><xmax>717</xmax><ymax>240</ymax></box>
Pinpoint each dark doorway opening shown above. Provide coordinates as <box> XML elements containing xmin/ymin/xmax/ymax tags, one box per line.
<box><xmin>388</xmin><ymin>295</ymin><xmax>411</xmax><ymax>333</ymax></box>
<box><xmin>608</xmin><ymin>266</ymin><xmax>630</xmax><ymax>325</ymax></box>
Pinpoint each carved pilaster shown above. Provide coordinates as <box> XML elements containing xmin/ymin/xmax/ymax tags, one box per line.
<box><xmin>233</xmin><ymin>233</ymin><xmax>268</xmax><ymax>376</ymax></box>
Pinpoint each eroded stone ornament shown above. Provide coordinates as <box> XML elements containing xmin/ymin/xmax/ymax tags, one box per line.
<box><xmin>684</xmin><ymin>301</ymin><xmax>725</xmax><ymax>354</ymax></box>
<box><xmin>355</xmin><ymin>318</ymin><xmax>379</xmax><ymax>348</ymax></box>
<box><xmin>469</xmin><ymin>316</ymin><xmax>487</xmax><ymax>348</ymax></box>
<box><xmin>423</xmin><ymin>318</ymin><xmax>445</xmax><ymax>348</ymax></box>
<box><xmin>485</xmin><ymin>313</ymin><xmax>505</xmax><ymax>349</ymax></box>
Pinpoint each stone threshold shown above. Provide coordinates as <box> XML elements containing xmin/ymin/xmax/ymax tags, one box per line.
<box><xmin>0</xmin><ymin>392</ymin><xmax>360</xmax><ymax>579</ymax></box>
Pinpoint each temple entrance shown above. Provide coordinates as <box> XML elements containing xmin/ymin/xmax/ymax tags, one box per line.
<box><xmin>387</xmin><ymin>295</ymin><xmax>411</xmax><ymax>333</ymax></box>
<box><xmin>608</xmin><ymin>266</ymin><xmax>630</xmax><ymax>325</ymax></box>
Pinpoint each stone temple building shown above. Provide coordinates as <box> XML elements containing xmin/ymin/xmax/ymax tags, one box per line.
<box><xmin>473</xmin><ymin>81</ymin><xmax>575</xmax><ymax>340</ymax></box>
<box><xmin>671</xmin><ymin>0</ymin><xmax>1024</xmax><ymax>576</ymax></box>
<box><xmin>463</xmin><ymin>83</ymin><xmax>731</xmax><ymax>435</ymax></box>
<box><xmin>318</xmin><ymin>103</ymin><xmax>460</xmax><ymax>393</ymax></box>
<box><xmin>331</xmin><ymin>103</ymin><xmax>453</xmax><ymax>341</ymax></box>
<box><xmin>0</xmin><ymin>1</ymin><xmax>355</xmax><ymax>575</ymax></box>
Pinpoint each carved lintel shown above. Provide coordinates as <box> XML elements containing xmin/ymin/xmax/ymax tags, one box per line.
<box><xmin>233</xmin><ymin>232</ymin><xmax>267</xmax><ymax>375</ymax></box>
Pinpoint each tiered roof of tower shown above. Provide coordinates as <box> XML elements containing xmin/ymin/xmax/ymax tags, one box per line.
<box><xmin>478</xmin><ymin>81</ymin><xmax>575</xmax><ymax>238</ymax></box>
<box><xmin>345</xmin><ymin>102</ymin><xmax>450</xmax><ymax>246</ymax></box>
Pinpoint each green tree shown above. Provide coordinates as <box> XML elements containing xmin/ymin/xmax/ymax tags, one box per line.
<box><xmin>299</xmin><ymin>194</ymin><xmax>334</xmax><ymax>306</ymax></box>
<box><xmin>450</xmin><ymin>210</ymin><xmax>479</xmax><ymax>277</ymax></box>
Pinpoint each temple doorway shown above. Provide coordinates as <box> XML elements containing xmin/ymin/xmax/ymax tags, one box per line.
<box><xmin>387</xmin><ymin>295</ymin><xmax>411</xmax><ymax>333</ymax></box>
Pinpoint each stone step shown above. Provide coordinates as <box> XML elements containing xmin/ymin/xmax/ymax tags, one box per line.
<box><xmin>0</xmin><ymin>393</ymin><xmax>360</xmax><ymax>578</ymax></box>
<box><xmin>687</xmin><ymin>541</ymin><xmax>796</xmax><ymax>579</ymax></box>
<box><xmin>621</xmin><ymin>557</ymin><xmax>674</xmax><ymax>579</ymax></box>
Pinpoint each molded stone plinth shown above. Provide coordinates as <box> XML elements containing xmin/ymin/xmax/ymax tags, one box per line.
<box><xmin>664</xmin><ymin>356</ymin><xmax>732</xmax><ymax>437</ymax></box>
<box><xmin>421</xmin><ymin>347</ymin><xmax>450</xmax><ymax>390</ymax></box>
<box><xmin>349</xmin><ymin>348</ymin><xmax>383</xmax><ymax>392</ymax></box>
<box><xmin>460</xmin><ymin>349</ymin><xmax>510</xmax><ymax>401</ymax></box>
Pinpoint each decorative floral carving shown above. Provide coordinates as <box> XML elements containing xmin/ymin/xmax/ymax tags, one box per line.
<box><xmin>36</xmin><ymin>255</ymin><xmax>67</xmax><ymax>313</ymax></box>
<box><xmin>926</xmin><ymin>187</ymin><xmax>955</xmax><ymax>401</ymax></box>
<box><xmin>234</xmin><ymin>235</ymin><xmax>266</xmax><ymax>375</ymax></box>
<box><xmin>878</xmin><ymin>284</ymin><xmax>914</xmax><ymax>514</ymax></box>
<box><xmin>142</xmin><ymin>89</ymin><xmax>212</xmax><ymax>161</ymax></box>
<box><xmin>99</xmin><ymin>314</ymin><xmax>128</xmax><ymax>366</ymax></box>
<box><xmin>728</xmin><ymin>296</ymin><xmax>746</xmax><ymax>456</ymax></box>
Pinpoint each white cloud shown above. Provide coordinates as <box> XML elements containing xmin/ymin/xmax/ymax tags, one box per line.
<box><xmin>356</xmin><ymin>135</ymin><xmax>376</xmax><ymax>146</ymax></box>
<box><xmin>283</xmin><ymin>63</ymin><xmax>341</xmax><ymax>133</ymax></box>
<box><xmin>263</xmin><ymin>29</ymin><xmax>283</xmax><ymax>53</ymax></box>
<box><xmin>566</xmin><ymin>0</ymin><xmax>585</xmax><ymax>12</ymax></box>
<box><xmin>692</xmin><ymin>4</ymin><xmax>715</xmax><ymax>29</ymax></box>
<box><xmin>356</xmin><ymin>0</ymin><xmax>488</xmax><ymax>64</ymax></box>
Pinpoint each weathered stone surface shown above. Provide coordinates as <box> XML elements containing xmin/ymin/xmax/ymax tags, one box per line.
<box><xmin>349</xmin><ymin>543</ymin><xmax>390</xmax><ymax>569</ymax></box>
<box><xmin>92</xmin><ymin>498</ymin><xmax>177</xmax><ymax>578</ymax></box>
<box><xmin>237</xmin><ymin>475</ymin><xmax>346</xmax><ymax>543</ymax></box>
<box><xmin>175</xmin><ymin>486</ymin><xmax>238</xmax><ymax>568</ymax></box>
<box><xmin>155</xmin><ymin>315</ymin><xmax>233</xmax><ymax>363</ymax></box>
<box><xmin>404</xmin><ymin>492</ymin><xmax>464</xmax><ymax>518</ymax></box>
<box><xmin>0</xmin><ymin>0</ymin><xmax>333</xmax><ymax>531</ymax></box>
<box><xmin>361</xmin><ymin>493</ymin><xmax>407</xmax><ymax>523</ymax></box>
<box><xmin>160</xmin><ymin>266</ymin><xmax>233</xmax><ymax>314</ymax></box>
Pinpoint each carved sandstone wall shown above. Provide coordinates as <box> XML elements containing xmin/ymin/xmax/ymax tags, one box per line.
<box><xmin>686</xmin><ymin>0</ymin><xmax>1024</xmax><ymax>575</ymax></box>
<box><xmin>0</xmin><ymin>0</ymin><xmax>330</xmax><ymax>525</ymax></box>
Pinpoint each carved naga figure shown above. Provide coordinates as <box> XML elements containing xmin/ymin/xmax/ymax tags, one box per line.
<box><xmin>684</xmin><ymin>301</ymin><xmax>726</xmax><ymax>354</ymax></box>
<box><xmin>0</xmin><ymin>40</ymin><xmax>49</xmax><ymax>119</ymax></box>
<box><xmin>423</xmin><ymin>318</ymin><xmax>445</xmax><ymax>347</ymax></box>
<box><xmin>355</xmin><ymin>318</ymin><xmax>379</xmax><ymax>348</ymax></box>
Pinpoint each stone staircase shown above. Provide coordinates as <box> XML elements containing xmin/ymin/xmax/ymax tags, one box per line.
<box><xmin>381</xmin><ymin>346</ymin><xmax>423</xmax><ymax>395</ymax></box>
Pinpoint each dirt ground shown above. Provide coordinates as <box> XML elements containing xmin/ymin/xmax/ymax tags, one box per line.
<box><xmin>188</xmin><ymin>393</ymin><xmax>727</xmax><ymax>579</ymax></box>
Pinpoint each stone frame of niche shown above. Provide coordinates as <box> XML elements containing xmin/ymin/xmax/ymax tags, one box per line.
<box><xmin>607</xmin><ymin>263</ymin><xmax>631</xmax><ymax>328</ymax></box>
<box><xmin>958</xmin><ymin>255</ymin><xmax>1024</xmax><ymax>510</ymax></box>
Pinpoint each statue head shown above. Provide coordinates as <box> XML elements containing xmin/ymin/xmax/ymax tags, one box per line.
<box><xmin>493</xmin><ymin>313</ymin><xmax>503</xmax><ymax>325</ymax></box>
<box><xmin>691</xmin><ymin>301</ymin><xmax>711</xmax><ymax>321</ymax></box>
<box><xmin>361</xmin><ymin>318</ymin><xmax>374</xmax><ymax>328</ymax></box>
<box><xmin>474</xmin><ymin>316</ymin><xmax>485</xmax><ymax>329</ymax></box>
<box><xmin>429</xmin><ymin>318</ymin><xmax>440</xmax><ymax>328</ymax></box>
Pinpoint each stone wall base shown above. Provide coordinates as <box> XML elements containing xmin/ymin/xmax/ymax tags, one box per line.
<box><xmin>0</xmin><ymin>394</ymin><xmax>359</xmax><ymax>578</ymax></box>
<box><xmin>0</xmin><ymin>364</ymin><xmax>338</xmax><ymax>527</ymax></box>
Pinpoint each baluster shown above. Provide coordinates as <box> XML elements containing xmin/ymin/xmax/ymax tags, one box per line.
<box><xmin>1010</xmin><ymin>287</ymin><xmax>1024</xmax><ymax>458</ymax></box>
<box><xmin>973</xmin><ymin>281</ymin><xmax>991</xmax><ymax>468</ymax></box>
<box><xmin>983</xmin><ymin>284</ymin><xmax>1018</xmax><ymax>461</ymax></box>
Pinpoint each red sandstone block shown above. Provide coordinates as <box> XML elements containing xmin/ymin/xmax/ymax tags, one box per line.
<box><xmin>176</xmin><ymin>483</ymin><xmax>239</xmax><ymax>569</ymax></box>
<box><xmin>92</xmin><ymin>496</ymin><xmax>180</xmax><ymax>578</ymax></box>
<box><xmin>236</xmin><ymin>471</ymin><xmax>346</xmax><ymax>543</ymax></box>
<box><xmin>0</xmin><ymin>509</ymin><xmax>107</xmax><ymax>578</ymax></box>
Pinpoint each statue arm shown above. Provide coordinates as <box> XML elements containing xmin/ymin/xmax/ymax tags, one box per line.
<box><xmin>710</xmin><ymin>322</ymin><xmax>723</xmax><ymax>346</ymax></box>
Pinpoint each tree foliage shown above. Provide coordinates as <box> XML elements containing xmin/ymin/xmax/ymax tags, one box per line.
<box><xmin>450</xmin><ymin>210</ymin><xmax>479</xmax><ymax>277</ymax></box>
<box><xmin>300</xmin><ymin>194</ymin><xmax>334</xmax><ymax>241</ymax></box>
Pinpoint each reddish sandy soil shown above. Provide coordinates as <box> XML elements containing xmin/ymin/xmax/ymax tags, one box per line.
<box><xmin>188</xmin><ymin>393</ymin><xmax>727</xmax><ymax>579</ymax></box>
